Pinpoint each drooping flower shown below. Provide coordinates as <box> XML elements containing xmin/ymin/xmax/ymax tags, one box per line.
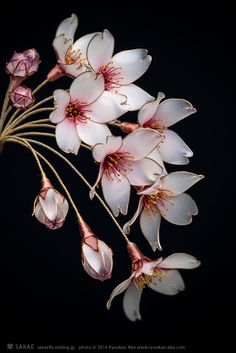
<box><xmin>91</xmin><ymin>129</ymin><xmax>163</xmax><ymax>216</ymax></box>
<box><xmin>50</xmin><ymin>71</ymin><xmax>128</xmax><ymax>154</ymax></box>
<box><xmin>80</xmin><ymin>221</ymin><xmax>113</xmax><ymax>281</ymax></box>
<box><xmin>33</xmin><ymin>178</ymin><xmax>69</xmax><ymax>230</ymax></box>
<box><xmin>107</xmin><ymin>242</ymin><xmax>200</xmax><ymax>321</ymax></box>
<box><xmin>86</xmin><ymin>29</ymin><xmax>154</xmax><ymax>111</ymax></box>
<box><xmin>48</xmin><ymin>13</ymin><xmax>98</xmax><ymax>81</ymax></box>
<box><xmin>9</xmin><ymin>86</ymin><xmax>34</xmax><ymax>109</ymax></box>
<box><xmin>138</xmin><ymin>92</ymin><xmax>197</xmax><ymax>164</ymax></box>
<box><xmin>123</xmin><ymin>172</ymin><xmax>204</xmax><ymax>251</ymax></box>
<box><xmin>6</xmin><ymin>49</ymin><xmax>40</xmax><ymax>87</ymax></box>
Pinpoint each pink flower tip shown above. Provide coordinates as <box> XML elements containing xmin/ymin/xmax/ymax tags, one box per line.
<box><xmin>9</xmin><ymin>86</ymin><xmax>34</xmax><ymax>109</ymax></box>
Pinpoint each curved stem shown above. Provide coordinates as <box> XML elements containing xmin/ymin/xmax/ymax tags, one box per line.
<box><xmin>0</xmin><ymin>81</ymin><xmax>13</xmax><ymax>134</ymax></box>
<box><xmin>32</xmin><ymin>79</ymin><xmax>48</xmax><ymax>95</ymax></box>
<box><xmin>7</xmin><ymin>123</ymin><xmax>55</xmax><ymax>135</ymax></box>
<box><xmin>21</xmin><ymin>138</ymin><xmax>130</xmax><ymax>243</ymax></box>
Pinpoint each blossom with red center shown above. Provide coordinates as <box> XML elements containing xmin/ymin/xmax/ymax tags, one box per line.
<box><xmin>33</xmin><ymin>178</ymin><xmax>69</xmax><ymax>230</ymax></box>
<box><xmin>91</xmin><ymin>129</ymin><xmax>163</xmax><ymax>216</ymax></box>
<box><xmin>137</xmin><ymin>92</ymin><xmax>197</xmax><ymax>165</ymax></box>
<box><xmin>106</xmin><ymin>242</ymin><xmax>200</xmax><ymax>321</ymax></box>
<box><xmin>123</xmin><ymin>172</ymin><xmax>204</xmax><ymax>251</ymax></box>
<box><xmin>86</xmin><ymin>29</ymin><xmax>154</xmax><ymax>111</ymax></box>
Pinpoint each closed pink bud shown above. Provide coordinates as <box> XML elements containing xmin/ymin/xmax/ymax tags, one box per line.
<box><xmin>33</xmin><ymin>178</ymin><xmax>69</xmax><ymax>230</ymax></box>
<box><xmin>80</xmin><ymin>222</ymin><xmax>113</xmax><ymax>281</ymax></box>
<box><xmin>9</xmin><ymin>86</ymin><xmax>34</xmax><ymax>109</ymax></box>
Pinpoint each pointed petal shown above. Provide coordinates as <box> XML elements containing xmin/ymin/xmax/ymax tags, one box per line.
<box><xmin>123</xmin><ymin>282</ymin><xmax>142</xmax><ymax>321</ymax></box>
<box><xmin>158</xmin><ymin>129</ymin><xmax>193</xmax><ymax>165</ymax></box>
<box><xmin>106</xmin><ymin>275</ymin><xmax>134</xmax><ymax>309</ymax></box>
<box><xmin>147</xmin><ymin>148</ymin><xmax>167</xmax><ymax>176</ymax></box>
<box><xmin>121</xmin><ymin>128</ymin><xmax>163</xmax><ymax>161</ymax></box>
<box><xmin>101</xmin><ymin>173</ymin><xmax>130</xmax><ymax>216</ymax></box>
<box><xmin>148</xmin><ymin>270</ymin><xmax>185</xmax><ymax>295</ymax></box>
<box><xmin>161</xmin><ymin>172</ymin><xmax>204</xmax><ymax>196</ymax></box>
<box><xmin>114</xmin><ymin>84</ymin><xmax>154</xmax><ymax>111</ymax></box>
<box><xmin>56</xmin><ymin>197</ymin><xmax>69</xmax><ymax>222</ymax></box>
<box><xmin>123</xmin><ymin>197</ymin><xmax>144</xmax><ymax>234</ymax></box>
<box><xmin>92</xmin><ymin>135</ymin><xmax>122</xmax><ymax>162</ymax></box>
<box><xmin>87</xmin><ymin>91</ymin><xmax>129</xmax><ymax>123</ymax></box>
<box><xmin>72</xmin><ymin>32</ymin><xmax>98</xmax><ymax>62</ymax></box>
<box><xmin>159</xmin><ymin>193</ymin><xmax>198</xmax><ymax>225</ymax></box>
<box><xmin>155</xmin><ymin>99</ymin><xmax>197</xmax><ymax>127</ymax></box>
<box><xmin>39</xmin><ymin>189</ymin><xmax>57</xmax><ymax>221</ymax></box>
<box><xmin>111</xmin><ymin>49</ymin><xmax>152</xmax><ymax>84</ymax></box>
<box><xmin>87</xmin><ymin>29</ymin><xmax>114</xmax><ymax>72</ymax></box>
<box><xmin>53</xmin><ymin>35</ymin><xmax>72</xmax><ymax>62</ymax></box>
<box><xmin>56</xmin><ymin>13</ymin><xmax>78</xmax><ymax>41</ymax></box>
<box><xmin>160</xmin><ymin>253</ymin><xmax>201</xmax><ymax>269</ymax></box>
<box><xmin>140</xmin><ymin>209</ymin><xmax>162</xmax><ymax>251</ymax></box>
<box><xmin>55</xmin><ymin>119</ymin><xmax>81</xmax><ymax>154</ymax></box>
<box><xmin>138</xmin><ymin>100</ymin><xmax>159</xmax><ymax>126</ymax></box>
<box><xmin>50</xmin><ymin>90</ymin><xmax>70</xmax><ymax>123</ymax></box>
<box><xmin>69</xmin><ymin>71</ymin><xmax>104</xmax><ymax>104</ymax></box>
<box><xmin>125</xmin><ymin>158</ymin><xmax>162</xmax><ymax>186</ymax></box>
<box><xmin>82</xmin><ymin>243</ymin><xmax>106</xmax><ymax>274</ymax></box>
<box><xmin>76</xmin><ymin>119</ymin><xmax>111</xmax><ymax>146</ymax></box>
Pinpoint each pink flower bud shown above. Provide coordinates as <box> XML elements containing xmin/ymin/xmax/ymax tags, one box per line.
<box><xmin>80</xmin><ymin>222</ymin><xmax>113</xmax><ymax>281</ymax></box>
<box><xmin>33</xmin><ymin>178</ymin><xmax>69</xmax><ymax>230</ymax></box>
<box><xmin>120</xmin><ymin>122</ymin><xmax>139</xmax><ymax>134</ymax></box>
<box><xmin>5</xmin><ymin>48</ymin><xmax>40</xmax><ymax>84</ymax></box>
<box><xmin>9</xmin><ymin>86</ymin><xmax>35</xmax><ymax>109</ymax></box>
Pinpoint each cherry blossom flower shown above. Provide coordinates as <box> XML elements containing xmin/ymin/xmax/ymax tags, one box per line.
<box><xmin>50</xmin><ymin>71</ymin><xmax>129</xmax><ymax>154</ymax></box>
<box><xmin>86</xmin><ymin>29</ymin><xmax>154</xmax><ymax>111</ymax></box>
<box><xmin>138</xmin><ymin>92</ymin><xmax>197</xmax><ymax>164</ymax></box>
<box><xmin>33</xmin><ymin>178</ymin><xmax>69</xmax><ymax>230</ymax></box>
<box><xmin>123</xmin><ymin>172</ymin><xmax>204</xmax><ymax>251</ymax></box>
<box><xmin>49</xmin><ymin>13</ymin><xmax>98</xmax><ymax>80</ymax></box>
<box><xmin>80</xmin><ymin>221</ymin><xmax>113</xmax><ymax>281</ymax></box>
<box><xmin>9</xmin><ymin>86</ymin><xmax>34</xmax><ymax>109</ymax></box>
<box><xmin>91</xmin><ymin>129</ymin><xmax>164</xmax><ymax>216</ymax></box>
<box><xmin>107</xmin><ymin>242</ymin><xmax>200</xmax><ymax>321</ymax></box>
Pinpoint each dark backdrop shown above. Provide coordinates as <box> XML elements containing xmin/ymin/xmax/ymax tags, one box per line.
<box><xmin>0</xmin><ymin>1</ymin><xmax>233</xmax><ymax>351</ymax></box>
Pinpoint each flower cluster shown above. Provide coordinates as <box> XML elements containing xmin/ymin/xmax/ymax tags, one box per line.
<box><xmin>0</xmin><ymin>13</ymin><xmax>204</xmax><ymax>321</ymax></box>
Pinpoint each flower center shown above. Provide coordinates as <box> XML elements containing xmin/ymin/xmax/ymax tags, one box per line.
<box><xmin>135</xmin><ymin>269</ymin><xmax>166</xmax><ymax>289</ymax></box>
<box><xmin>66</xmin><ymin>102</ymin><xmax>90</xmax><ymax>124</ymax></box>
<box><xmin>143</xmin><ymin>190</ymin><xmax>173</xmax><ymax>214</ymax></box>
<box><xmin>103</xmin><ymin>152</ymin><xmax>133</xmax><ymax>181</ymax></box>
<box><xmin>65</xmin><ymin>45</ymin><xmax>86</xmax><ymax>65</ymax></box>
<box><xmin>97</xmin><ymin>63</ymin><xmax>123</xmax><ymax>90</ymax></box>
<box><xmin>144</xmin><ymin>118</ymin><xmax>166</xmax><ymax>133</ymax></box>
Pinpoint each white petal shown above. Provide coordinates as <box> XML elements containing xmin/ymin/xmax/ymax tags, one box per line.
<box><xmin>106</xmin><ymin>276</ymin><xmax>134</xmax><ymax>309</ymax></box>
<box><xmin>56</xmin><ymin>13</ymin><xmax>78</xmax><ymax>40</ymax></box>
<box><xmin>148</xmin><ymin>270</ymin><xmax>185</xmax><ymax>295</ymax></box>
<box><xmin>138</xmin><ymin>100</ymin><xmax>159</xmax><ymax>126</ymax></box>
<box><xmin>39</xmin><ymin>189</ymin><xmax>57</xmax><ymax>221</ymax></box>
<box><xmin>121</xmin><ymin>128</ymin><xmax>163</xmax><ymax>161</ymax></box>
<box><xmin>114</xmin><ymin>84</ymin><xmax>154</xmax><ymax>111</ymax></box>
<box><xmin>147</xmin><ymin>148</ymin><xmax>167</xmax><ymax>176</ymax></box>
<box><xmin>123</xmin><ymin>197</ymin><xmax>144</xmax><ymax>234</ymax></box>
<box><xmin>69</xmin><ymin>71</ymin><xmax>104</xmax><ymax>104</ymax></box>
<box><xmin>82</xmin><ymin>243</ymin><xmax>104</xmax><ymax>274</ymax></box>
<box><xmin>92</xmin><ymin>135</ymin><xmax>122</xmax><ymax>163</ymax></box>
<box><xmin>137</xmin><ymin>177</ymin><xmax>162</xmax><ymax>195</ymax></box>
<box><xmin>123</xmin><ymin>282</ymin><xmax>142</xmax><ymax>321</ymax></box>
<box><xmin>87</xmin><ymin>29</ymin><xmax>114</xmax><ymax>72</ymax></box>
<box><xmin>101</xmin><ymin>173</ymin><xmax>130</xmax><ymax>216</ymax></box>
<box><xmin>140</xmin><ymin>208</ymin><xmax>162</xmax><ymax>251</ymax></box>
<box><xmin>55</xmin><ymin>119</ymin><xmax>81</xmax><ymax>154</ymax></box>
<box><xmin>155</xmin><ymin>99</ymin><xmax>197</xmax><ymax>127</ymax></box>
<box><xmin>87</xmin><ymin>91</ymin><xmax>129</xmax><ymax>123</ymax></box>
<box><xmin>125</xmin><ymin>158</ymin><xmax>162</xmax><ymax>186</ymax></box>
<box><xmin>160</xmin><ymin>253</ymin><xmax>201</xmax><ymax>269</ymax></box>
<box><xmin>76</xmin><ymin>119</ymin><xmax>111</xmax><ymax>146</ymax></box>
<box><xmin>56</xmin><ymin>200</ymin><xmax>69</xmax><ymax>222</ymax></box>
<box><xmin>59</xmin><ymin>62</ymin><xmax>86</xmax><ymax>78</ymax></box>
<box><xmin>161</xmin><ymin>172</ymin><xmax>204</xmax><ymax>196</ymax></box>
<box><xmin>159</xmin><ymin>193</ymin><xmax>198</xmax><ymax>225</ymax></box>
<box><xmin>53</xmin><ymin>35</ymin><xmax>72</xmax><ymax>63</ymax></box>
<box><xmin>50</xmin><ymin>90</ymin><xmax>70</xmax><ymax>123</ymax></box>
<box><xmin>158</xmin><ymin>129</ymin><xmax>193</xmax><ymax>165</ymax></box>
<box><xmin>72</xmin><ymin>32</ymin><xmax>98</xmax><ymax>62</ymax></box>
<box><xmin>34</xmin><ymin>202</ymin><xmax>47</xmax><ymax>225</ymax></box>
<box><xmin>111</xmin><ymin>49</ymin><xmax>152</xmax><ymax>85</ymax></box>
<box><xmin>141</xmin><ymin>259</ymin><xmax>162</xmax><ymax>275</ymax></box>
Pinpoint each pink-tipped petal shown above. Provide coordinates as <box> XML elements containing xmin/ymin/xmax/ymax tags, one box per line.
<box><xmin>92</xmin><ymin>135</ymin><xmax>122</xmax><ymax>163</ymax></box>
<box><xmin>50</xmin><ymin>89</ymin><xmax>70</xmax><ymax>123</ymax></box>
<box><xmin>125</xmin><ymin>158</ymin><xmax>162</xmax><ymax>186</ymax></box>
<box><xmin>114</xmin><ymin>84</ymin><xmax>154</xmax><ymax>111</ymax></box>
<box><xmin>148</xmin><ymin>270</ymin><xmax>185</xmax><ymax>295</ymax></box>
<box><xmin>161</xmin><ymin>172</ymin><xmax>204</xmax><ymax>196</ymax></box>
<box><xmin>111</xmin><ymin>49</ymin><xmax>152</xmax><ymax>85</ymax></box>
<box><xmin>55</xmin><ymin>119</ymin><xmax>81</xmax><ymax>154</ymax></box>
<box><xmin>140</xmin><ymin>208</ymin><xmax>162</xmax><ymax>251</ymax></box>
<box><xmin>56</xmin><ymin>13</ymin><xmax>78</xmax><ymax>40</ymax></box>
<box><xmin>76</xmin><ymin>119</ymin><xmax>111</xmax><ymax>146</ymax></box>
<box><xmin>106</xmin><ymin>276</ymin><xmax>134</xmax><ymax>309</ymax></box>
<box><xmin>160</xmin><ymin>253</ymin><xmax>201</xmax><ymax>269</ymax></box>
<box><xmin>123</xmin><ymin>282</ymin><xmax>142</xmax><ymax>321</ymax></box>
<box><xmin>138</xmin><ymin>100</ymin><xmax>160</xmax><ymax>126</ymax></box>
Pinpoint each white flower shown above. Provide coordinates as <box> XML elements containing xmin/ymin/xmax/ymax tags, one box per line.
<box><xmin>138</xmin><ymin>92</ymin><xmax>197</xmax><ymax>164</ymax></box>
<box><xmin>86</xmin><ymin>29</ymin><xmax>154</xmax><ymax>111</ymax></box>
<box><xmin>107</xmin><ymin>243</ymin><xmax>200</xmax><ymax>322</ymax></box>
<box><xmin>123</xmin><ymin>172</ymin><xmax>204</xmax><ymax>251</ymax></box>
<box><xmin>91</xmin><ymin>129</ymin><xmax>163</xmax><ymax>216</ymax></box>
<box><xmin>49</xmin><ymin>71</ymin><xmax>115</xmax><ymax>154</ymax></box>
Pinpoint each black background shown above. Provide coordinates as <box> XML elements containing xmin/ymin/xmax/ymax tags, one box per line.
<box><xmin>0</xmin><ymin>1</ymin><xmax>233</xmax><ymax>351</ymax></box>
